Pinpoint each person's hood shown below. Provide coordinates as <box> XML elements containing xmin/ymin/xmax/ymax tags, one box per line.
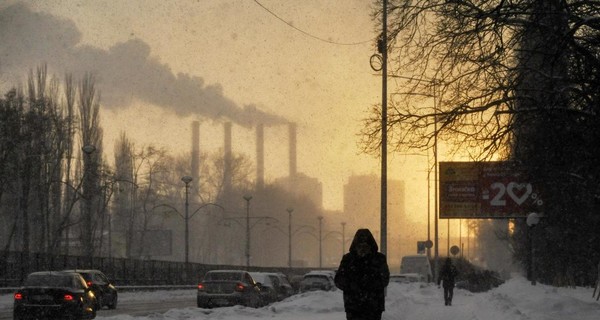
<box><xmin>349</xmin><ymin>228</ymin><xmax>378</xmax><ymax>254</ymax></box>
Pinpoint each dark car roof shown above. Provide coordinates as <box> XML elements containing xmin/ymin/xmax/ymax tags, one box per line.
<box><xmin>206</xmin><ymin>269</ymin><xmax>246</xmax><ymax>273</ymax></box>
<box><xmin>23</xmin><ymin>271</ymin><xmax>86</xmax><ymax>288</ymax></box>
<box><xmin>30</xmin><ymin>271</ymin><xmax>71</xmax><ymax>275</ymax></box>
<box><xmin>27</xmin><ymin>271</ymin><xmax>81</xmax><ymax>277</ymax></box>
<box><xmin>63</xmin><ymin>269</ymin><xmax>103</xmax><ymax>274</ymax></box>
<box><xmin>203</xmin><ymin>270</ymin><xmax>250</xmax><ymax>281</ymax></box>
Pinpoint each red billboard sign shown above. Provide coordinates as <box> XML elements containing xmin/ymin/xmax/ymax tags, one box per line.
<box><xmin>439</xmin><ymin>161</ymin><xmax>543</xmax><ymax>219</ymax></box>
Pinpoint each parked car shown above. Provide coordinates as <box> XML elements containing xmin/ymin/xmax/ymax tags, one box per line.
<box><xmin>299</xmin><ymin>271</ymin><xmax>336</xmax><ymax>292</ymax></box>
<box><xmin>269</xmin><ymin>272</ymin><xmax>294</xmax><ymax>300</ymax></box>
<box><xmin>64</xmin><ymin>269</ymin><xmax>118</xmax><ymax>310</ymax></box>
<box><xmin>249</xmin><ymin>272</ymin><xmax>280</xmax><ymax>305</ymax></box>
<box><xmin>13</xmin><ymin>271</ymin><xmax>97</xmax><ymax>320</ymax></box>
<box><xmin>197</xmin><ymin>270</ymin><xmax>262</xmax><ymax>308</ymax></box>
<box><xmin>390</xmin><ymin>273</ymin><xmax>425</xmax><ymax>283</ymax></box>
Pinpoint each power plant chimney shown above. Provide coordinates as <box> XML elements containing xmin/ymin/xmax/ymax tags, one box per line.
<box><xmin>224</xmin><ymin>122</ymin><xmax>232</xmax><ymax>194</ymax></box>
<box><xmin>289</xmin><ymin>122</ymin><xmax>297</xmax><ymax>179</ymax></box>
<box><xmin>256</xmin><ymin>124</ymin><xmax>264</xmax><ymax>190</ymax></box>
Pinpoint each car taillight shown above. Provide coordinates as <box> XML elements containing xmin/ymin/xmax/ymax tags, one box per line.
<box><xmin>14</xmin><ymin>293</ymin><xmax>23</xmax><ymax>300</ymax></box>
<box><xmin>64</xmin><ymin>294</ymin><xmax>74</xmax><ymax>301</ymax></box>
<box><xmin>86</xmin><ymin>281</ymin><xmax>93</xmax><ymax>287</ymax></box>
<box><xmin>234</xmin><ymin>282</ymin><xmax>246</xmax><ymax>292</ymax></box>
<box><xmin>197</xmin><ymin>283</ymin><xmax>205</xmax><ymax>291</ymax></box>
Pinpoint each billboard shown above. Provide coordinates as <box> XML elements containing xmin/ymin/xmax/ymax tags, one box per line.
<box><xmin>439</xmin><ymin>161</ymin><xmax>543</xmax><ymax>219</ymax></box>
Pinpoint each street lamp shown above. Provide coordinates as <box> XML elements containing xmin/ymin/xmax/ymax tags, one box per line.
<box><xmin>341</xmin><ymin>222</ymin><xmax>346</xmax><ymax>254</ymax></box>
<box><xmin>243</xmin><ymin>195</ymin><xmax>253</xmax><ymax>269</ymax></box>
<box><xmin>153</xmin><ymin>198</ymin><xmax>223</xmax><ymax>264</ymax></box>
<box><xmin>81</xmin><ymin>144</ymin><xmax>96</xmax><ymax>260</ymax></box>
<box><xmin>318</xmin><ymin>216</ymin><xmax>324</xmax><ymax>268</ymax></box>
<box><xmin>287</xmin><ymin>207</ymin><xmax>294</xmax><ymax>268</ymax></box>
<box><xmin>181</xmin><ymin>175</ymin><xmax>193</xmax><ymax>264</ymax></box>
<box><xmin>527</xmin><ymin>212</ymin><xmax>540</xmax><ymax>285</ymax></box>
<box><xmin>218</xmin><ymin>213</ymin><xmax>278</xmax><ymax>266</ymax></box>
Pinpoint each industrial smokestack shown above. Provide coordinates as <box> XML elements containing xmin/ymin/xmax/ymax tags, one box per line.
<box><xmin>256</xmin><ymin>124</ymin><xmax>264</xmax><ymax>190</ymax></box>
<box><xmin>224</xmin><ymin>122</ymin><xmax>232</xmax><ymax>194</ymax></box>
<box><xmin>191</xmin><ymin>121</ymin><xmax>200</xmax><ymax>188</ymax></box>
<box><xmin>289</xmin><ymin>122</ymin><xmax>297</xmax><ymax>179</ymax></box>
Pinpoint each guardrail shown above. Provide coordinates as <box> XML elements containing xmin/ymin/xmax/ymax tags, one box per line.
<box><xmin>1</xmin><ymin>250</ymin><xmax>321</xmax><ymax>288</ymax></box>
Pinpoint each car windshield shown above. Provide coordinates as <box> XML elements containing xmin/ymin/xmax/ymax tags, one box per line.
<box><xmin>25</xmin><ymin>274</ymin><xmax>74</xmax><ymax>287</ymax></box>
<box><xmin>77</xmin><ymin>273</ymin><xmax>92</xmax><ymax>281</ymax></box>
<box><xmin>249</xmin><ymin>274</ymin><xmax>269</xmax><ymax>284</ymax></box>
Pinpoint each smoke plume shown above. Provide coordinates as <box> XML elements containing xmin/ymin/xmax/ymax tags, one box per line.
<box><xmin>0</xmin><ymin>3</ymin><xmax>285</xmax><ymax>127</ymax></box>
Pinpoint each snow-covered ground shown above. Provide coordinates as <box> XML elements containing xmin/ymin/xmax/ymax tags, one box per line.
<box><xmin>1</xmin><ymin>275</ymin><xmax>599</xmax><ymax>320</ymax></box>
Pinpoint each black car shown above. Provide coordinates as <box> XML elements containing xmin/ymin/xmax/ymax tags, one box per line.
<box><xmin>197</xmin><ymin>270</ymin><xmax>262</xmax><ymax>308</ymax></box>
<box><xmin>249</xmin><ymin>272</ymin><xmax>280</xmax><ymax>305</ymax></box>
<box><xmin>13</xmin><ymin>271</ymin><xmax>97</xmax><ymax>320</ymax></box>
<box><xmin>64</xmin><ymin>269</ymin><xmax>117</xmax><ymax>310</ymax></box>
<box><xmin>269</xmin><ymin>273</ymin><xmax>294</xmax><ymax>300</ymax></box>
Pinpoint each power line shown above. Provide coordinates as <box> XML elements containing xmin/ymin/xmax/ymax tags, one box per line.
<box><xmin>251</xmin><ymin>0</ymin><xmax>373</xmax><ymax>46</ymax></box>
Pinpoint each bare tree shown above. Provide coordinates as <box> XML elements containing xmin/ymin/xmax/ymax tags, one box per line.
<box><xmin>365</xmin><ymin>0</ymin><xmax>600</xmax><ymax>284</ymax></box>
<box><xmin>364</xmin><ymin>0</ymin><xmax>600</xmax><ymax>159</ymax></box>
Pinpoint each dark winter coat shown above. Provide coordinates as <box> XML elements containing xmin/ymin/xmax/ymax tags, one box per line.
<box><xmin>438</xmin><ymin>259</ymin><xmax>458</xmax><ymax>288</ymax></box>
<box><xmin>334</xmin><ymin>229</ymin><xmax>390</xmax><ymax>314</ymax></box>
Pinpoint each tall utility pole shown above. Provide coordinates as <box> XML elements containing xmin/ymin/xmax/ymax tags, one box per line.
<box><xmin>318</xmin><ymin>216</ymin><xmax>324</xmax><ymax>268</ymax></box>
<box><xmin>244</xmin><ymin>195</ymin><xmax>252</xmax><ymax>268</ymax></box>
<box><xmin>434</xmin><ymin>109</ymin><xmax>440</xmax><ymax>283</ymax></box>
<box><xmin>380</xmin><ymin>0</ymin><xmax>389</xmax><ymax>255</ymax></box>
<box><xmin>287</xmin><ymin>207</ymin><xmax>294</xmax><ymax>268</ymax></box>
<box><xmin>182</xmin><ymin>176</ymin><xmax>193</xmax><ymax>264</ymax></box>
<box><xmin>341</xmin><ymin>222</ymin><xmax>346</xmax><ymax>254</ymax></box>
<box><xmin>81</xmin><ymin>144</ymin><xmax>96</xmax><ymax>260</ymax></box>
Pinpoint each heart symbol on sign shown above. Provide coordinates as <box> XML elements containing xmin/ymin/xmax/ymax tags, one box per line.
<box><xmin>506</xmin><ymin>182</ymin><xmax>532</xmax><ymax>205</ymax></box>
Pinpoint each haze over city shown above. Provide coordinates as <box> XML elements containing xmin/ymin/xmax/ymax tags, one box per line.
<box><xmin>4</xmin><ymin>3</ymin><xmax>599</xmax><ymax>319</ymax></box>
<box><xmin>1</xmin><ymin>0</ymin><xmax>429</xmax><ymax>212</ymax></box>
<box><xmin>0</xmin><ymin>0</ymin><xmax>461</xmax><ymax>268</ymax></box>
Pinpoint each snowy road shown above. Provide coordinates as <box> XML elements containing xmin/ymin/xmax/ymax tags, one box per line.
<box><xmin>1</xmin><ymin>276</ymin><xmax>599</xmax><ymax>320</ymax></box>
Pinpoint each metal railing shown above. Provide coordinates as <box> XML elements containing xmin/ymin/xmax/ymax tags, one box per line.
<box><xmin>0</xmin><ymin>250</ymin><xmax>320</xmax><ymax>289</ymax></box>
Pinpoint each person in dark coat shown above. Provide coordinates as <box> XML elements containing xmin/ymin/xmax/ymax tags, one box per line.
<box><xmin>334</xmin><ymin>229</ymin><xmax>390</xmax><ymax>320</ymax></box>
<box><xmin>438</xmin><ymin>257</ymin><xmax>458</xmax><ymax>306</ymax></box>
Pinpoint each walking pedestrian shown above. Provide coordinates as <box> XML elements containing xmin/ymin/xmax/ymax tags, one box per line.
<box><xmin>334</xmin><ymin>228</ymin><xmax>390</xmax><ymax>320</ymax></box>
<box><xmin>438</xmin><ymin>257</ymin><xmax>458</xmax><ymax>306</ymax></box>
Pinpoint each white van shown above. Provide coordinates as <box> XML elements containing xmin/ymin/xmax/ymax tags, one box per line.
<box><xmin>399</xmin><ymin>255</ymin><xmax>432</xmax><ymax>282</ymax></box>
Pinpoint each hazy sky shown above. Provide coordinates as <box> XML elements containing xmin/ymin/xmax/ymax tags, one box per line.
<box><xmin>0</xmin><ymin>0</ymin><xmax>431</xmax><ymax>212</ymax></box>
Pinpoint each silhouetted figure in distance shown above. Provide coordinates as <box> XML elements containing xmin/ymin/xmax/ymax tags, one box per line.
<box><xmin>438</xmin><ymin>257</ymin><xmax>458</xmax><ymax>306</ymax></box>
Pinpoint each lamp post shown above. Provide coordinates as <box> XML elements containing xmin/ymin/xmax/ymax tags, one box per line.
<box><xmin>107</xmin><ymin>214</ymin><xmax>112</xmax><ymax>258</ymax></box>
<box><xmin>243</xmin><ymin>195</ymin><xmax>253</xmax><ymax>268</ymax></box>
<box><xmin>318</xmin><ymin>216</ymin><xmax>324</xmax><ymax>268</ymax></box>
<box><xmin>341</xmin><ymin>222</ymin><xmax>346</xmax><ymax>253</ymax></box>
<box><xmin>153</xmin><ymin>199</ymin><xmax>223</xmax><ymax>264</ymax></box>
<box><xmin>287</xmin><ymin>208</ymin><xmax>294</xmax><ymax>268</ymax></box>
<box><xmin>81</xmin><ymin>144</ymin><xmax>96</xmax><ymax>260</ymax></box>
<box><xmin>181</xmin><ymin>175</ymin><xmax>193</xmax><ymax>264</ymax></box>
<box><xmin>380</xmin><ymin>0</ymin><xmax>389</xmax><ymax>257</ymax></box>
<box><xmin>527</xmin><ymin>212</ymin><xmax>540</xmax><ymax>285</ymax></box>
